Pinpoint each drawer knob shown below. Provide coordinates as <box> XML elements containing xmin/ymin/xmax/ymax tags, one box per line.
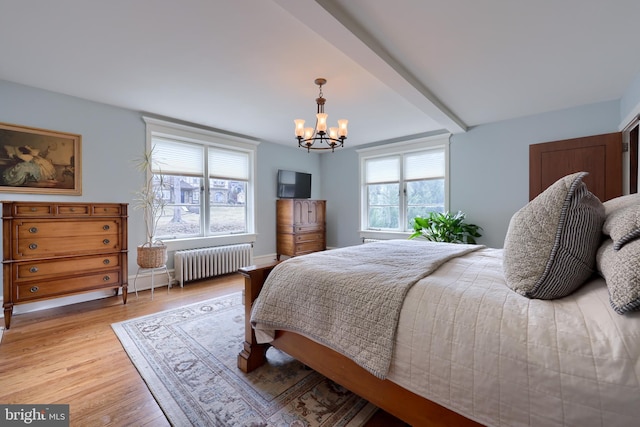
<box><xmin>103</xmin><ymin>239</ymin><xmax>110</xmax><ymax>245</ymax></box>
<box><xmin>30</xmin><ymin>207</ymin><xmax>37</xmax><ymax>212</ymax></box>
<box><xmin>30</xmin><ymin>286</ymin><xmax>39</xmax><ymax>293</ymax></box>
<box><xmin>28</xmin><ymin>243</ymin><xmax>38</xmax><ymax>250</ymax></box>
<box><xmin>103</xmin><ymin>275</ymin><xmax>111</xmax><ymax>281</ymax></box>
<box><xmin>29</xmin><ymin>266</ymin><xmax>39</xmax><ymax>273</ymax></box>
<box><xmin>28</xmin><ymin>227</ymin><xmax>38</xmax><ymax>233</ymax></box>
<box><xmin>103</xmin><ymin>259</ymin><xmax>110</xmax><ymax>265</ymax></box>
<box><xmin>70</xmin><ymin>208</ymin><xmax>75</xmax><ymax>212</ymax></box>
<box><xmin>103</xmin><ymin>224</ymin><xmax>110</xmax><ymax>231</ymax></box>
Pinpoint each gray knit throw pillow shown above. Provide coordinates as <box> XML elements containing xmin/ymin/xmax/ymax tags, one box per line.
<box><xmin>503</xmin><ymin>172</ymin><xmax>604</xmax><ymax>299</ymax></box>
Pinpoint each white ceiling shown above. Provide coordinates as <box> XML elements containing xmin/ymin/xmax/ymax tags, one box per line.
<box><xmin>1</xmin><ymin>0</ymin><xmax>639</xmax><ymax>148</ymax></box>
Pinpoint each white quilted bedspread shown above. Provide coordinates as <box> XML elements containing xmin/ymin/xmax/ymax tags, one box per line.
<box><xmin>388</xmin><ymin>248</ymin><xmax>640</xmax><ymax>427</ymax></box>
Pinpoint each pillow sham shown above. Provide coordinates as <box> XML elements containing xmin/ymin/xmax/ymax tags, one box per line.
<box><xmin>602</xmin><ymin>204</ymin><xmax>640</xmax><ymax>250</ymax></box>
<box><xmin>602</xmin><ymin>192</ymin><xmax>640</xmax><ymax>216</ymax></box>
<box><xmin>597</xmin><ymin>238</ymin><xmax>640</xmax><ymax>314</ymax></box>
<box><xmin>503</xmin><ymin>172</ymin><xmax>605</xmax><ymax>299</ymax></box>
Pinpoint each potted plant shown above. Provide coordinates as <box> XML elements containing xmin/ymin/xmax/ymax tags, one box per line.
<box><xmin>133</xmin><ymin>148</ymin><xmax>168</xmax><ymax>268</ymax></box>
<box><xmin>409</xmin><ymin>211</ymin><xmax>482</xmax><ymax>244</ymax></box>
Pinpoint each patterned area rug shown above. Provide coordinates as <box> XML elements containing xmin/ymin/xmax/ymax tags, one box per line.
<box><xmin>112</xmin><ymin>293</ymin><xmax>377</xmax><ymax>426</ymax></box>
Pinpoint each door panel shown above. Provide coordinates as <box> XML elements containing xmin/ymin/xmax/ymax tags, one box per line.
<box><xmin>529</xmin><ymin>132</ymin><xmax>623</xmax><ymax>202</ymax></box>
<box><xmin>630</xmin><ymin>126</ymin><xmax>638</xmax><ymax>194</ymax></box>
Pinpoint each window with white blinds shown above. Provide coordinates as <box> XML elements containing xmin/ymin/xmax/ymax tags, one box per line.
<box><xmin>359</xmin><ymin>135</ymin><xmax>449</xmax><ymax>234</ymax></box>
<box><xmin>152</xmin><ymin>138</ymin><xmax>204</xmax><ymax>176</ymax></box>
<box><xmin>365</xmin><ymin>156</ymin><xmax>400</xmax><ymax>183</ymax></box>
<box><xmin>208</xmin><ymin>147</ymin><xmax>249</xmax><ymax>180</ymax></box>
<box><xmin>143</xmin><ymin>117</ymin><xmax>257</xmax><ymax>243</ymax></box>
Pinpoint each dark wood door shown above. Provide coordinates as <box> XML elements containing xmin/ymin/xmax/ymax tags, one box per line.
<box><xmin>529</xmin><ymin>132</ymin><xmax>623</xmax><ymax>202</ymax></box>
<box><xmin>630</xmin><ymin>125</ymin><xmax>638</xmax><ymax>194</ymax></box>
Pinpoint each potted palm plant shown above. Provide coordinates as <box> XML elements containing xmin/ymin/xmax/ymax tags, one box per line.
<box><xmin>409</xmin><ymin>211</ymin><xmax>482</xmax><ymax>244</ymax></box>
<box><xmin>133</xmin><ymin>148</ymin><xmax>168</xmax><ymax>268</ymax></box>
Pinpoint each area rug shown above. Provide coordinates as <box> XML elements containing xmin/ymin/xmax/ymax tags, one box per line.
<box><xmin>112</xmin><ymin>293</ymin><xmax>377</xmax><ymax>426</ymax></box>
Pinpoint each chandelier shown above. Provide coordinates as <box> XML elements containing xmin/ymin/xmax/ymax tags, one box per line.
<box><xmin>294</xmin><ymin>78</ymin><xmax>348</xmax><ymax>152</ymax></box>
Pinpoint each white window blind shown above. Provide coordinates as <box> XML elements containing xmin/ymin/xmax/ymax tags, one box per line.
<box><xmin>365</xmin><ymin>156</ymin><xmax>400</xmax><ymax>183</ymax></box>
<box><xmin>208</xmin><ymin>147</ymin><xmax>249</xmax><ymax>180</ymax></box>
<box><xmin>404</xmin><ymin>149</ymin><xmax>445</xmax><ymax>180</ymax></box>
<box><xmin>151</xmin><ymin>138</ymin><xmax>204</xmax><ymax>176</ymax></box>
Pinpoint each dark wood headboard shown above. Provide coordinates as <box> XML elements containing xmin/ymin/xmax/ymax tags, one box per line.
<box><xmin>529</xmin><ymin>132</ymin><xmax>623</xmax><ymax>201</ymax></box>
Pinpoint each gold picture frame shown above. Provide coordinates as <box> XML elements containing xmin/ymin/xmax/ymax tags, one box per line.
<box><xmin>0</xmin><ymin>122</ymin><xmax>81</xmax><ymax>195</ymax></box>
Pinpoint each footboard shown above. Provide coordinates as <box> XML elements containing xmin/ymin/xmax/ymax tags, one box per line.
<box><xmin>236</xmin><ymin>262</ymin><xmax>481</xmax><ymax>427</ymax></box>
<box><xmin>237</xmin><ymin>262</ymin><xmax>279</xmax><ymax>373</ymax></box>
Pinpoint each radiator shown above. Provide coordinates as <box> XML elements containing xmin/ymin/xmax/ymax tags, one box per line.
<box><xmin>363</xmin><ymin>238</ymin><xmax>384</xmax><ymax>244</ymax></box>
<box><xmin>174</xmin><ymin>243</ymin><xmax>253</xmax><ymax>287</ymax></box>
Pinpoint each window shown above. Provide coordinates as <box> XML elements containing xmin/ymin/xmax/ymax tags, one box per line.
<box><xmin>143</xmin><ymin>117</ymin><xmax>258</xmax><ymax>247</ymax></box>
<box><xmin>358</xmin><ymin>135</ymin><xmax>449</xmax><ymax>238</ymax></box>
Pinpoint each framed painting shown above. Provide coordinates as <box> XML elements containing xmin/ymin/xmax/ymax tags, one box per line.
<box><xmin>0</xmin><ymin>122</ymin><xmax>82</xmax><ymax>195</ymax></box>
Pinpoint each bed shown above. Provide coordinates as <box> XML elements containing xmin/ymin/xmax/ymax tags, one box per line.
<box><xmin>237</xmin><ymin>173</ymin><xmax>640</xmax><ymax>426</ymax></box>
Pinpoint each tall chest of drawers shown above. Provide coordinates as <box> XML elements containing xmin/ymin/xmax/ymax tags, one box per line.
<box><xmin>2</xmin><ymin>201</ymin><xmax>128</xmax><ymax>329</ymax></box>
<box><xmin>276</xmin><ymin>199</ymin><xmax>326</xmax><ymax>260</ymax></box>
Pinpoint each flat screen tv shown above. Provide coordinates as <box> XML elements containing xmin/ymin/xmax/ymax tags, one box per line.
<box><xmin>277</xmin><ymin>169</ymin><xmax>312</xmax><ymax>199</ymax></box>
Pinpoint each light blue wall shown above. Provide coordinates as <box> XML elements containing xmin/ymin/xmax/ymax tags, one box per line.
<box><xmin>255</xmin><ymin>143</ymin><xmax>321</xmax><ymax>257</ymax></box>
<box><xmin>620</xmin><ymin>72</ymin><xmax>640</xmax><ymax>125</ymax></box>
<box><xmin>451</xmin><ymin>100</ymin><xmax>620</xmax><ymax>248</ymax></box>
<box><xmin>322</xmin><ymin>100</ymin><xmax>621</xmax><ymax>249</ymax></box>
<box><xmin>0</xmin><ymin>80</ymin><xmax>144</xmax><ymax>274</ymax></box>
<box><xmin>0</xmin><ymin>80</ymin><xmax>317</xmax><ymax>280</ymax></box>
<box><xmin>320</xmin><ymin>148</ymin><xmax>360</xmax><ymax>246</ymax></box>
<box><xmin>0</xmin><ymin>79</ymin><xmax>626</xmax><ymax>271</ymax></box>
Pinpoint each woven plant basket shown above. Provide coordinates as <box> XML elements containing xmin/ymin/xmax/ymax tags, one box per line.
<box><xmin>137</xmin><ymin>243</ymin><xmax>168</xmax><ymax>268</ymax></box>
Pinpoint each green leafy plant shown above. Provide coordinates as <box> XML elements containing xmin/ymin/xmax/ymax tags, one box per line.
<box><xmin>409</xmin><ymin>211</ymin><xmax>482</xmax><ymax>244</ymax></box>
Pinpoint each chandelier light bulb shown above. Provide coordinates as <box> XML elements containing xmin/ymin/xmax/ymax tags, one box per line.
<box><xmin>338</xmin><ymin>119</ymin><xmax>348</xmax><ymax>137</ymax></box>
<box><xmin>316</xmin><ymin>113</ymin><xmax>328</xmax><ymax>133</ymax></box>
<box><xmin>294</xmin><ymin>119</ymin><xmax>305</xmax><ymax>137</ymax></box>
<box><xmin>303</xmin><ymin>127</ymin><xmax>314</xmax><ymax>140</ymax></box>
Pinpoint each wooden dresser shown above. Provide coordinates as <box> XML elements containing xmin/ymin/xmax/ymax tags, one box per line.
<box><xmin>276</xmin><ymin>199</ymin><xmax>326</xmax><ymax>260</ymax></box>
<box><xmin>2</xmin><ymin>201</ymin><xmax>128</xmax><ymax>329</ymax></box>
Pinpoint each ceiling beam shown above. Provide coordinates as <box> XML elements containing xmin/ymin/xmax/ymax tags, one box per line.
<box><xmin>273</xmin><ymin>0</ymin><xmax>467</xmax><ymax>133</ymax></box>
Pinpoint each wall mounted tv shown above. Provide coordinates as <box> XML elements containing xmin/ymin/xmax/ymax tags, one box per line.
<box><xmin>277</xmin><ymin>169</ymin><xmax>312</xmax><ymax>199</ymax></box>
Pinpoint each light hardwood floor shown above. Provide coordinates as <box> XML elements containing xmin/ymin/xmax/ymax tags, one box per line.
<box><xmin>0</xmin><ymin>274</ymin><xmax>406</xmax><ymax>426</ymax></box>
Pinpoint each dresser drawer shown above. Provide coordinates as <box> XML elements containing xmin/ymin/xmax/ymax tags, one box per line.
<box><xmin>295</xmin><ymin>241</ymin><xmax>325</xmax><ymax>254</ymax></box>
<box><xmin>13</xmin><ymin>254</ymin><xmax>121</xmax><ymax>282</ymax></box>
<box><xmin>92</xmin><ymin>205</ymin><xmax>123</xmax><ymax>216</ymax></box>
<box><xmin>294</xmin><ymin>225</ymin><xmax>324</xmax><ymax>233</ymax></box>
<box><xmin>15</xmin><ymin>271</ymin><xmax>121</xmax><ymax>302</ymax></box>
<box><xmin>16</xmin><ymin>219</ymin><xmax>121</xmax><ymax>239</ymax></box>
<box><xmin>277</xmin><ymin>224</ymin><xmax>324</xmax><ymax>234</ymax></box>
<box><xmin>14</xmin><ymin>234</ymin><xmax>121</xmax><ymax>259</ymax></box>
<box><xmin>11</xmin><ymin>204</ymin><xmax>55</xmax><ymax>217</ymax></box>
<box><xmin>57</xmin><ymin>204</ymin><xmax>90</xmax><ymax>215</ymax></box>
<box><xmin>294</xmin><ymin>232</ymin><xmax>324</xmax><ymax>243</ymax></box>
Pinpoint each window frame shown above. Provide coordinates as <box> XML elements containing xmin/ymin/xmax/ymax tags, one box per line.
<box><xmin>357</xmin><ymin>134</ymin><xmax>450</xmax><ymax>241</ymax></box>
<box><xmin>143</xmin><ymin>117</ymin><xmax>259</xmax><ymax>252</ymax></box>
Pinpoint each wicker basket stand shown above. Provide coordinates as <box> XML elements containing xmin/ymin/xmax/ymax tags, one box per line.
<box><xmin>137</xmin><ymin>242</ymin><xmax>168</xmax><ymax>268</ymax></box>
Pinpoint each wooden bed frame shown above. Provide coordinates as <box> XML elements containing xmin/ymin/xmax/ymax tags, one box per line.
<box><xmin>237</xmin><ymin>263</ymin><xmax>482</xmax><ymax>427</ymax></box>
